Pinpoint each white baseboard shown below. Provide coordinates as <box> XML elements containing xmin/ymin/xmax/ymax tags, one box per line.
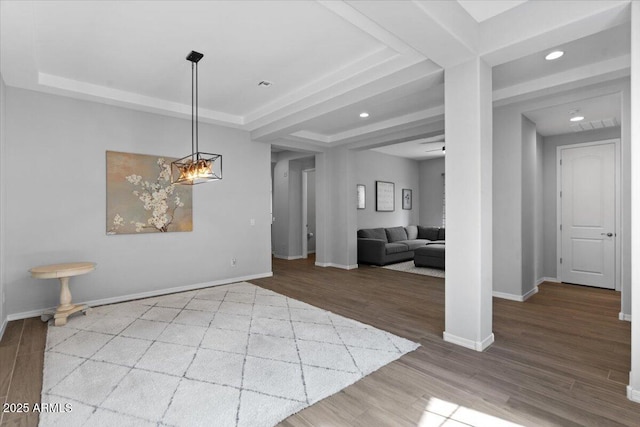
<box><xmin>522</xmin><ymin>286</ymin><xmax>539</xmax><ymax>301</ymax></box>
<box><xmin>493</xmin><ymin>286</ymin><xmax>538</xmax><ymax>302</ymax></box>
<box><xmin>542</xmin><ymin>277</ymin><xmax>561</xmax><ymax>283</ymax></box>
<box><xmin>315</xmin><ymin>262</ymin><xmax>358</xmax><ymax>270</ymax></box>
<box><xmin>273</xmin><ymin>254</ymin><xmax>303</xmax><ymax>260</ymax></box>
<box><xmin>628</xmin><ymin>384</ymin><xmax>640</xmax><ymax>403</ymax></box>
<box><xmin>443</xmin><ymin>332</ymin><xmax>494</xmax><ymax>352</ymax></box>
<box><xmin>6</xmin><ymin>271</ymin><xmax>273</xmax><ymax>322</ymax></box>
<box><xmin>619</xmin><ymin>312</ymin><xmax>632</xmax><ymax>322</ymax></box>
<box><xmin>0</xmin><ymin>318</ymin><xmax>7</xmax><ymax>342</ymax></box>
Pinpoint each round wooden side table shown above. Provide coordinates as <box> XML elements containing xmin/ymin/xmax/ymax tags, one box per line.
<box><xmin>30</xmin><ymin>262</ymin><xmax>96</xmax><ymax>326</ymax></box>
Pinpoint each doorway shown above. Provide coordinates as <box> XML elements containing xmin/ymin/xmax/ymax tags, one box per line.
<box><xmin>557</xmin><ymin>139</ymin><xmax>620</xmax><ymax>289</ymax></box>
<box><xmin>302</xmin><ymin>169</ymin><xmax>316</xmax><ymax>259</ymax></box>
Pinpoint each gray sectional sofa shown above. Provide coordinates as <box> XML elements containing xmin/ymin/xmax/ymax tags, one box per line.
<box><xmin>357</xmin><ymin>225</ymin><xmax>445</xmax><ymax>266</ymax></box>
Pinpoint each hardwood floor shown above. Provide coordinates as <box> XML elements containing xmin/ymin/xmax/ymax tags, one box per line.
<box><xmin>1</xmin><ymin>257</ymin><xmax>637</xmax><ymax>426</ymax></box>
<box><xmin>0</xmin><ymin>318</ymin><xmax>46</xmax><ymax>427</ymax></box>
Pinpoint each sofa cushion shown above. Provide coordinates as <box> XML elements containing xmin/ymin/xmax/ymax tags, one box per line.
<box><xmin>385</xmin><ymin>226</ymin><xmax>408</xmax><ymax>243</ymax></box>
<box><xmin>405</xmin><ymin>225</ymin><xmax>418</xmax><ymax>240</ymax></box>
<box><xmin>417</xmin><ymin>226</ymin><xmax>439</xmax><ymax>241</ymax></box>
<box><xmin>385</xmin><ymin>243</ymin><xmax>409</xmax><ymax>254</ymax></box>
<box><xmin>400</xmin><ymin>239</ymin><xmax>430</xmax><ymax>250</ymax></box>
<box><xmin>438</xmin><ymin>228</ymin><xmax>446</xmax><ymax>240</ymax></box>
<box><xmin>357</xmin><ymin>228</ymin><xmax>387</xmax><ymax>242</ymax></box>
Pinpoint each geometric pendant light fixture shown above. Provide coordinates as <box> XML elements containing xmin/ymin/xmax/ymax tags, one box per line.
<box><xmin>171</xmin><ymin>51</ymin><xmax>222</xmax><ymax>185</ymax></box>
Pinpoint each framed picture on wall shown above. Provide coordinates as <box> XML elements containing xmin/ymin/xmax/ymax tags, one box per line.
<box><xmin>402</xmin><ymin>188</ymin><xmax>412</xmax><ymax>210</ymax></box>
<box><xmin>376</xmin><ymin>181</ymin><xmax>395</xmax><ymax>212</ymax></box>
<box><xmin>357</xmin><ymin>184</ymin><xmax>366</xmax><ymax>209</ymax></box>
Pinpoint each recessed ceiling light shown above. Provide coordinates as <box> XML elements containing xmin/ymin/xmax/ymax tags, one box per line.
<box><xmin>570</xmin><ymin>116</ymin><xmax>584</xmax><ymax>122</ymax></box>
<box><xmin>545</xmin><ymin>50</ymin><xmax>564</xmax><ymax>61</ymax></box>
<box><xmin>359</xmin><ymin>112</ymin><xmax>369</xmax><ymax>118</ymax></box>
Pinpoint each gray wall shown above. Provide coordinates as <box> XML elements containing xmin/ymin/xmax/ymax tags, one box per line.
<box><xmin>287</xmin><ymin>157</ymin><xmax>315</xmax><ymax>257</ymax></box>
<box><xmin>418</xmin><ymin>157</ymin><xmax>445</xmax><ymax>227</ymax></box>
<box><xmin>0</xmin><ymin>75</ymin><xmax>6</xmax><ymax>331</ymax></box>
<box><xmin>535</xmin><ymin>133</ymin><xmax>544</xmax><ymax>283</ymax></box>
<box><xmin>541</xmin><ymin>127</ymin><xmax>622</xmax><ymax>279</ymax></box>
<box><xmin>492</xmin><ymin>79</ymin><xmax>629</xmax><ymax>303</ymax></box>
<box><xmin>521</xmin><ymin>116</ymin><xmax>537</xmax><ymax>296</ymax></box>
<box><xmin>4</xmin><ymin>87</ymin><xmax>272</xmax><ymax>316</ymax></box>
<box><xmin>493</xmin><ymin>107</ymin><xmax>523</xmax><ymax>296</ymax></box>
<box><xmin>272</xmin><ymin>159</ymin><xmax>290</xmax><ymax>256</ymax></box>
<box><xmin>307</xmin><ymin>170</ymin><xmax>316</xmax><ymax>253</ymax></box>
<box><xmin>271</xmin><ymin>153</ymin><xmax>314</xmax><ymax>258</ymax></box>
<box><xmin>315</xmin><ymin>146</ymin><xmax>358</xmax><ymax>268</ymax></box>
<box><xmin>355</xmin><ymin>150</ymin><xmax>420</xmax><ymax>229</ymax></box>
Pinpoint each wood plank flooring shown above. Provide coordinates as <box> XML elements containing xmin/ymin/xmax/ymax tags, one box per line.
<box><xmin>0</xmin><ymin>318</ymin><xmax>46</xmax><ymax>427</ymax></box>
<box><xmin>0</xmin><ymin>256</ymin><xmax>637</xmax><ymax>426</ymax></box>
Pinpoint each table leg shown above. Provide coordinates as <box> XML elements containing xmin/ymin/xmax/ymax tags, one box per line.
<box><xmin>58</xmin><ymin>277</ymin><xmax>73</xmax><ymax>311</ymax></box>
<box><xmin>53</xmin><ymin>276</ymin><xmax>87</xmax><ymax>326</ymax></box>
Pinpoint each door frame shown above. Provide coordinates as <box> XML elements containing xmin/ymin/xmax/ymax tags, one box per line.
<box><xmin>556</xmin><ymin>138</ymin><xmax>621</xmax><ymax>290</ymax></box>
<box><xmin>302</xmin><ymin>168</ymin><xmax>315</xmax><ymax>259</ymax></box>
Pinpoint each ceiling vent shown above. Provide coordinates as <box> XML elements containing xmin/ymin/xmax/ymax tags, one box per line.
<box><xmin>571</xmin><ymin>117</ymin><xmax>618</xmax><ymax>132</ymax></box>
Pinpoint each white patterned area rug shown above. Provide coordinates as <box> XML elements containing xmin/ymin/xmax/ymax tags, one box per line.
<box><xmin>380</xmin><ymin>260</ymin><xmax>445</xmax><ymax>278</ymax></box>
<box><xmin>39</xmin><ymin>282</ymin><xmax>419</xmax><ymax>427</ymax></box>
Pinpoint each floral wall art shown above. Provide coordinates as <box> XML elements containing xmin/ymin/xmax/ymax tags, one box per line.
<box><xmin>106</xmin><ymin>151</ymin><xmax>193</xmax><ymax>235</ymax></box>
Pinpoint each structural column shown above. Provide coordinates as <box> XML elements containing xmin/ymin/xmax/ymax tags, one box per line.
<box><xmin>314</xmin><ymin>146</ymin><xmax>358</xmax><ymax>269</ymax></box>
<box><xmin>443</xmin><ymin>57</ymin><xmax>494</xmax><ymax>351</ymax></box>
<box><xmin>628</xmin><ymin>0</ymin><xmax>640</xmax><ymax>404</ymax></box>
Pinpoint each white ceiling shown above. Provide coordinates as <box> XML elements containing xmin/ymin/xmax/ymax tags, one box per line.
<box><xmin>371</xmin><ymin>135</ymin><xmax>445</xmax><ymax>161</ymax></box>
<box><xmin>493</xmin><ymin>23</ymin><xmax>630</xmax><ymax>90</ymax></box>
<box><xmin>457</xmin><ymin>0</ymin><xmax>528</xmax><ymax>23</ymax></box>
<box><xmin>31</xmin><ymin>0</ymin><xmax>383</xmax><ymax>116</ymax></box>
<box><xmin>523</xmin><ymin>93</ymin><xmax>621</xmax><ymax>136</ymax></box>
<box><xmin>301</xmin><ymin>80</ymin><xmax>444</xmax><ymax>135</ymax></box>
<box><xmin>0</xmin><ymin>0</ymin><xmax>632</xmax><ymax>158</ymax></box>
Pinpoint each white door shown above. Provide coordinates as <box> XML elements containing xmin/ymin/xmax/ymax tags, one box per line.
<box><xmin>560</xmin><ymin>143</ymin><xmax>616</xmax><ymax>289</ymax></box>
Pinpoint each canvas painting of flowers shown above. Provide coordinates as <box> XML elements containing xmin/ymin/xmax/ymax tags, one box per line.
<box><xmin>106</xmin><ymin>151</ymin><xmax>193</xmax><ymax>234</ymax></box>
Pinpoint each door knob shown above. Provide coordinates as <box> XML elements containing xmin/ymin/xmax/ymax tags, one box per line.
<box><xmin>600</xmin><ymin>232</ymin><xmax>613</xmax><ymax>237</ymax></box>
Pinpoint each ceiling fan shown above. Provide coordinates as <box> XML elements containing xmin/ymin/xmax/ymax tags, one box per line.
<box><xmin>420</xmin><ymin>135</ymin><xmax>445</xmax><ymax>154</ymax></box>
<box><xmin>424</xmin><ymin>145</ymin><xmax>446</xmax><ymax>154</ymax></box>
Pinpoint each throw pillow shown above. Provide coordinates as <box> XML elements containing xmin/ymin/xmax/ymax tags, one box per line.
<box><xmin>357</xmin><ymin>228</ymin><xmax>388</xmax><ymax>242</ymax></box>
<box><xmin>385</xmin><ymin>226</ymin><xmax>408</xmax><ymax>242</ymax></box>
<box><xmin>417</xmin><ymin>226</ymin><xmax>439</xmax><ymax>241</ymax></box>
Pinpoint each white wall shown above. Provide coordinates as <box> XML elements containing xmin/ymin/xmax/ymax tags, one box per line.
<box><xmin>355</xmin><ymin>150</ymin><xmax>420</xmax><ymax>229</ymax></box>
<box><xmin>419</xmin><ymin>157</ymin><xmax>445</xmax><ymax>227</ymax></box>
<box><xmin>541</xmin><ymin>127</ymin><xmax>623</xmax><ymax>278</ymax></box>
<box><xmin>0</xmin><ymin>74</ymin><xmax>6</xmax><ymax>335</ymax></box>
<box><xmin>443</xmin><ymin>57</ymin><xmax>494</xmax><ymax>350</ymax></box>
<box><xmin>629</xmin><ymin>0</ymin><xmax>640</xmax><ymax>400</ymax></box>
<box><xmin>4</xmin><ymin>87</ymin><xmax>272</xmax><ymax>317</ymax></box>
